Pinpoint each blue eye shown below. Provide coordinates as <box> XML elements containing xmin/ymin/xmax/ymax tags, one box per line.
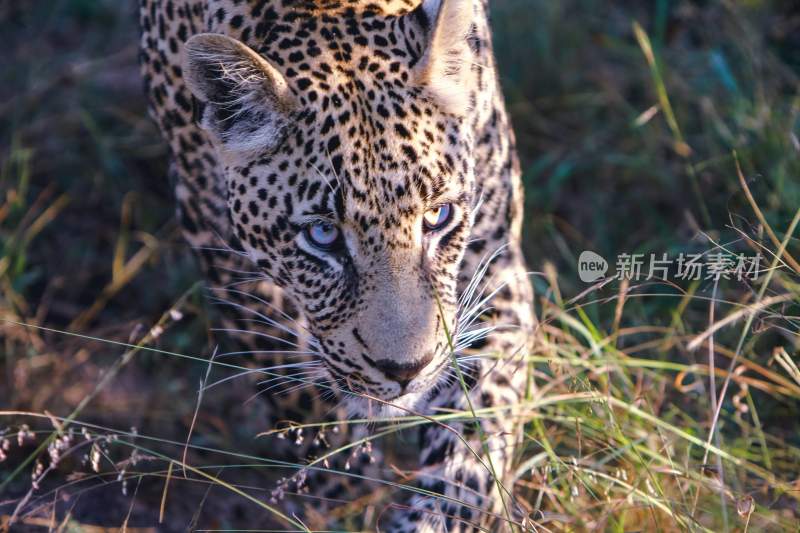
<box><xmin>423</xmin><ymin>203</ymin><xmax>453</xmax><ymax>231</ymax></box>
<box><xmin>305</xmin><ymin>221</ymin><xmax>341</xmax><ymax>249</ymax></box>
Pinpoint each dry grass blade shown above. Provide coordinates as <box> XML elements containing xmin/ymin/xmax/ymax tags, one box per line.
<box><xmin>182</xmin><ymin>346</ymin><xmax>219</xmax><ymax>477</ymax></box>
<box><xmin>0</xmin><ymin>193</ymin><xmax>69</xmax><ymax>280</ymax></box>
<box><xmin>734</xmin><ymin>151</ymin><xmax>800</xmax><ymax>274</ymax></box>
<box><xmin>68</xmin><ymin>224</ymin><xmax>177</xmax><ymax>331</ymax></box>
<box><xmin>631</xmin><ymin>21</ymin><xmax>690</xmax><ymax>157</ymax></box>
<box><xmin>773</xmin><ymin>347</ymin><xmax>800</xmax><ymax>387</ymax></box>
<box><xmin>158</xmin><ymin>461</ymin><xmax>174</xmax><ymax>524</ymax></box>
<box><xmin>687</xmin><ymin>293</ymin><xmax>795</xmax><ymax>351</ymax></box>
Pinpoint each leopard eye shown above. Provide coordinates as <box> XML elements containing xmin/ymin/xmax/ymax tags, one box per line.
<box><xmin>305</xmin><ymin>221</ymin><xmax>341</xmax><ymax>250</ymax></box>
<box><xmin>422</xmin><ymin>203</ymin><xmax>453</xmax><ymax>232</ymax></box>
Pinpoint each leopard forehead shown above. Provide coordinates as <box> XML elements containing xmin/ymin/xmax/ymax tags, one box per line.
<box><xmin>219</xmin><ymin>2</ymin><xmax>473</xmax><ymax>214</ymax></box>
<box><xmin>202</xmin><ymin>3</ymin><xmax>478</xmax><ymax>252</ymax></box>
<box><xmin>226</xmin><ymin>90</ymin><xmax>476</xmax><ymax>247</ymax></box>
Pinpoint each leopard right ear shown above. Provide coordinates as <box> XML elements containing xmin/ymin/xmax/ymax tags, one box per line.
<box><xmin>182</xmin><ymin>33</ymin><xmax>296</xmax><ymax>154</ymax></box>
<box><xmin>412</xmin><ymin>0</ymin><xmax>475</xmax><ymax>116</ymax></box>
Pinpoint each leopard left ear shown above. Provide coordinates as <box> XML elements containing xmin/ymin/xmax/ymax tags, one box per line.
<box><xmin>413</xmin><ymin>0</ymin><xmax>474</xmax><ymax>115</ymax></box>
<box><xmin>182</xmin><ymin>33</ymin><xmax>296</xmax><ymax>155</ymax></box>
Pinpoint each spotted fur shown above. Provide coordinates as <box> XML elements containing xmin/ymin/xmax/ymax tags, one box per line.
<box><xmin>139</xmin><ymin>0</ymin><xmax>534</xmax><ymax>530</ymax></box>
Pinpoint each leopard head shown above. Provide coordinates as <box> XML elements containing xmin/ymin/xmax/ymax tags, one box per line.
<box><xmin>182</xmin><ymin>0</ymin><xmax>481</xmax><ymax>413</ymax></box>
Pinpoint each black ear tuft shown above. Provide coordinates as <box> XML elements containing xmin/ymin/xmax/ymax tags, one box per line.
<box><xmin>191</xmin><ymin>95</ymin><xmax>205</xmax><ymax>125</ymax></box>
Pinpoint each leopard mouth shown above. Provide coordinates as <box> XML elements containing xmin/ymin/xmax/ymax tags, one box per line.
<box><xmin>374</xmin><ymin>364</ymin><xmax>448</xmax><ymax>404</ymax></box>
<box><xmin>349</xmin><ymin>389</ymin><xmax>429</xmax><ymax>419</ymax></box>
<box><xmin>318</xmin><ymin>350</ymin><xmax>448</xmax><ymax>405</ymax></box>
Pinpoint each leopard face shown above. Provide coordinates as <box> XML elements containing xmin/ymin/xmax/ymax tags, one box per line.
<box><xmin>182</xmin><ymin>0</ymin><xmax>479</xmax><ymax>411</ymax></box>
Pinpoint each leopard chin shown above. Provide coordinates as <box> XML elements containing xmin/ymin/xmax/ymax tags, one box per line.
<box><xmin>344</xmin><ymin>390</ymin><xmax>429</xmax><ymax>421</ymax></box>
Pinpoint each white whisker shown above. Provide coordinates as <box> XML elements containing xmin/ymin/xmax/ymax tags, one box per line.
<box><xmin>216</xmin><ymin>288</ymin><xmax>318</xmax><ymax>344</ymax></box>
<box><xmin>216</xmin><ymin>348</ymin><xmax>320</xmax><ymax>358</ymax></box>
<box><xmin>211</xmin><ymin>327</ymin><xmax>303</xmax><ymax>349</ymax></box>
<box><xmin>209</xmin><ymin>296</ymin><xmax>304</xmax><ymax>339</ymax></box>
<box><xmin>204</xmin><ymin>361</ymin><xmax>322</xmax><ymax>391</ymax></box>
<box><xmin>219</xmin><ymin>277</ymin><xmax>268</xmax><ymax>290</ymax></box>
<box><xmin>192</xmin><ymin>244</ymin><xmax>249</xmax><ymax>258</ymax></box>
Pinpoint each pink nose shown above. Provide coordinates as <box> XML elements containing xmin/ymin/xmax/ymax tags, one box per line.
<box><xmin>374</xmin><ymin>352</ymin><xmax>433</xmax><ymax>387</ymax></box>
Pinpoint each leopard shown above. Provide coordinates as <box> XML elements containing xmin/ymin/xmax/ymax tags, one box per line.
<box><xmin>138</xmin><ymin>0</ymin><xmax>535</xmax><ymax>530</ymax></box>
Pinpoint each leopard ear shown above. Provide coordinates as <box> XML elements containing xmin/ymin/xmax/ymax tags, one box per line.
<box><xmin>414</xmin><ymin>0</ymin><xmax>474</xmax><ymax>115</ymax></box>
<box><xmin>182</xmin><ymin>33</ymin><xmax>296</xmax><ymax>154</ymax></box>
